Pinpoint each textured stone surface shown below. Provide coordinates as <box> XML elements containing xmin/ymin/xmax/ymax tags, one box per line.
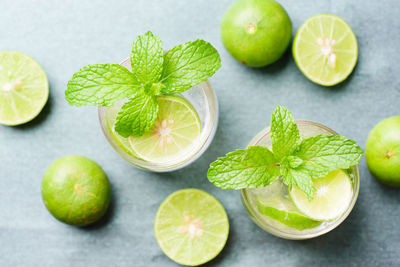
<box><xmin>0</xmin><ymin>0</ymin><xmax>399</xmax><ymax>266</ymax></box>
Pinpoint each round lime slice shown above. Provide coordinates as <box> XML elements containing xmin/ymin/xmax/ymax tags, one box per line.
<box><xmin>128</xmin><ymin>95</ymin><xmax>201</xmax><ymax>164</ymax></box>
<box><xmin>289</xmin><ymin>169</ymin><xmax>353</xmax><ymax>221</ymax></box>
<box><xmin>154</xmin><ymin>189</ymin><xmax>229</xmax><ymax>266</ymax></box>
<box><xmin>0</xmin><ymin>51</ymin><xmax>49</xmax><ymax>125</ymax></box>
<box><xmin>293</xmin><ymin>14</ymin><xmax>358</xmax><ymax>86</ymax></box>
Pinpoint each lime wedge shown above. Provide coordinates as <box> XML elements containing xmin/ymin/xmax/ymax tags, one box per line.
<box><xmin>293</xmin><ymin>14</ymin><xmax>358</xmax><ymax>86</ymax></box>
<box><xmin>128</xmin><ymin>95</ymin><xmax>201</xmax><ymax>163</ymax></box>
<box><xmin>0</xmin><ymin>51</ymin><xmax>49</xmax><ymax>125</ymax></box>
<box><xmin>289</xmin><ymin>169</ymin><xmax>353</xmax><ymax>221</ymax></box>
<box><xmin>154</xmin><ymin>189</ymin><xmax>229</xmax><ymax>266</ymax></box>
<box><xmin>255</xmin><ymin>180</ymin><xmax>321</xmax><ymax>231</ymax></box>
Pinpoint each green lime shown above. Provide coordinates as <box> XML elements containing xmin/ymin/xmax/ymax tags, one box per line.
<box><xmin>41</xmin><ymin>155</ymin><xmax>111</xmax><ymax>226</ymax></box>
<box><xmin>366</xmin><ymin>116</ymin><xmax>400</xmax><ymax>186</ymax></box>
<box><xmin>289</xmin><ymin>169</ymin><xmax>352</xmax><ymax>221</ymax></box>
<box><xmin>256</xmin><ymin>182</ymin><xmax>321</xmax><ymax>230</ymax></box>
<box><xmin>128</xmin><ymin>95</ymin><xmax>201</xmax><ymax>164</ymax></box>
<box><xmin>220</xmin><ymin>0</ymin><xmax>292</xmax><ymax>67</ymax></box>
<box><xmin>0</xmin><ymin>51</ymin><xmax>49</xmax><ymax>125</ymax></box>
<box><xmin>293</xmin><ymin>14</ymin><xmax>358</xmax><ymax>86</ymax></box>
<box><xmin>154</xmin><ymin>189</ymin><xmax>229</xmax><ymax>266</ymax></box>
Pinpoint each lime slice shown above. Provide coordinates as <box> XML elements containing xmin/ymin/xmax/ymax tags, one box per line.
<box><xmin>254</xmin><ymin>180</ymin><xmax>321</xmax><ymax>231</ymax></box>
<box><xmin>289</xmin><ymin>169</ymin><xmax>353</xmax><ymax>221</ymax></box>
<box><xmin>154</xmin><ymin>189</ymin><xmax>229</xmax><ymax>266</ymax></box>
<box><xmin>0</xmin><ymin>51</ymin><xmax>49</xmax><ymax>125</ymax></box>
<box><xmin>128</xmin><ymin>95</ymin><xmax>201</xmax><ymax>163</ymax></box>
<box><xmin>293</xmin><ymin>14</ymin><xmax>358</xmax><ymax>86</ymax></box>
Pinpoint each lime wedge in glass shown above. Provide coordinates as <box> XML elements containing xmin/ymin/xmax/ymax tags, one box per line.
<box><xmin>0</xmin><ymin>51</ymin><xmax>49</xmax><ymax>125</ymax></box>
<box><xmin>128</xmin><ymin>95</ymin><xmax>201</xmax><ymax>164</ymax></box>
<box><xmin>154</xmin><ymin>189</ymin><xmax>229</xmax><ymax>266</ymax></box>
<box><xmin>292</xmin><ymin>14</ymin><xmax>358</xmax><ymax>86</ymax></box>
<box><xmin>255</xmin><ymin>180</ymin><xmax>321</xmax><ymax>231</ymax></box>
<box><xmin>290</xmin><ymin>169</ymin><xmax>353</xmax><ymax>221</ymax></box>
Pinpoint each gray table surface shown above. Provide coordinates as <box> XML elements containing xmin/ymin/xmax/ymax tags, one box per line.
<box><xmin>1</xmin><ymin>0</ymin><xmax>399</xmax><ymax>266</ymax></box>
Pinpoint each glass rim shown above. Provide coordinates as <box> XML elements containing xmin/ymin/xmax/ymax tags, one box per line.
<box><xmin>241</xmin><ymin>120</ymin><xmax>360</xmax><ymax>240</ymax></box>
<box><xmin>98</xmin><ymin>57</ymin><xmax>219</xmax><ymax>172</ymax></box>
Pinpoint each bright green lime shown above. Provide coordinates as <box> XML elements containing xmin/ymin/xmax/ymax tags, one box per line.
<box><xmin>290</xmin><ymin>169</ymin><xmax>352</xmax><ymax>221</ymax></box>
<box><xmin>41</xmin><ymin>155</ymin><xmax>111</xmax><ymax>226</ymax></box>
<box><xmin>293</xmin><ymin>14</ymin><xmax>358</xmax><ymax>86</ymax></box>
<box><xmin>0</xmin><ymin>51</ymin><xmax>49</xmax><ymax>125</ymax></box>
<box><xmin>154</xmin><ymin>189</ymin><xmax>229</xmax><ymax>266</ymax></box>
<box><xmin>220</xmin><ymin>0</ymin><xmax>292</xmax><ymax>67</ymax></box>
<box><xmin>257</xmin><ymin>198</ymin><xmax>321</xmax><ymax>231</ymax></box>
<box><xmin>366</xmin><ymin>116</ymin><xmax>400</xmax><ymax>186</ymax></box>
<box><xmin>128</xmin><ymin>95</ymin><xmax>201</xmax><ymax>163</ymax></box>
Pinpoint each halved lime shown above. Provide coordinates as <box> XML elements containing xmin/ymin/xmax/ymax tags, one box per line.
<box><xmin>293</xmin><ymin>14</ymin><xmax>358</xmax><ymax>86</ymax></box>
<box><xmin>154</xmin><ymin>189</ymin><xmax>229</xmax><ymax>266</ymax></box>
<box><xmin>0</xmin><ymin>51</ymin><xmax>49</xmax><ymax>125</ymax></box>
<box><xmin>128</xmin><ymin>95</ymin><xmax>201</xmax><ymax>163</ymax></box>
<box><xmin>289</xmin><ymin>169</ymin><xmax>353</xmax><ymax>221</ymax></box>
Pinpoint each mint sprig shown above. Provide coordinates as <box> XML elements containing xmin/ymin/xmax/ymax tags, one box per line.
<box><xmin>207</xmin><ymin>106</ymin><xmax>363</xmax><ymax>200</ymax></box>
<box><xmin>65</xmin><ymin>31</ymin><xmax>221</xmax><ymax>137</ymax></box>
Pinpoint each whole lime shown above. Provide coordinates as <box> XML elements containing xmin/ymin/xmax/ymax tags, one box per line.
<box><xmin>366</xmin><ymin>116</ymin><xmax>400</xmax><ymax>186</ymax></box>
<box><xmin>220</xmin><ymin>0</ymin><xmax>292</xmax><ymax>67</ymax></box>
<box><xmin>42</xmin><ymin>155</ymin><xmax>111</xmax><ymax>226</ymax></box>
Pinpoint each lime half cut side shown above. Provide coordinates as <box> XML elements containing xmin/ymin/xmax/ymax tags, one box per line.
<box><xmin>0</xmin><ymin>51</ymin><xmax>49</xmax><ymax>125</ymax></box>
<box><xmin>128</xmin><ymin>95</ymin><xmax>201</xmax><ymax>164</ymax></box>
<box><xmin>154</xmin><ymin>189</ymin><xmax>229</xmax><ymax>266</ymax></box>
<box><xmin>289</xmin><ymin>169</ymin><xmax>353</xmax><ymax>221</ymax></box>
<box><xmin>293</xmin><ymin>14</ymin><xmax>358</xmax><ymax>86</ymax></box>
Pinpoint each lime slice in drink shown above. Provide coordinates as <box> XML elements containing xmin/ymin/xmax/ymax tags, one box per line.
<box><xmin>255</xmin><ymin>180</ymin><xmax>321</xmax><ymax>231</ymax></box>
<box><xmin>154</xmin><ymin>189</ymin><xmax>229</xmax><ymax>266</ymax></box>
<box><xmin>289</xmin><ymin>169</ymin><xmax>353</xmax><ymax>221</ymax></box>
<box><xmin>292</xmin><ymin>14</ymin><xmax>358</xmax><ymax>86</ymax></box>
<box><xmin>128</xmin><ymin>95</ymin><xmax>201</xmax><ymax>163</ymax></box>
<box><xmin>0</xmin><ymin>51</ymin><xmax>49</xmax><ymax>125</ymax></box>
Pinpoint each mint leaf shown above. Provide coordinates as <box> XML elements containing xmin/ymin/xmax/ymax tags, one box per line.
<box><xmin>271</xmin><ymin>106</ymin><xmax>300</xmax><ymax>160</ymax></box>
<box><xmin>66</xmin><ymin>64</ymin><xmax>139</xmax><ymax>106</ymax></box>
<box><xmin>131</xmin><ymin>31</ymin><xmax>163</xmax><ymax>85</ymax></box>
<box><xmin>285</xmin><ymin>156</ymin><xmax>303</xmax><ymax>168</ymax></box>
<box><xmin>295</xmin><ymin>134</ymin><xmax>364</xmax><ymax>178</ymax></box>
<box><xmin>161</xmin><ymin>40</ymin><xmax>221</xmax><ymax>95</ymax></box>
<box><xmin>207</xmin><ymin>146</ymin><xmax>281</xmax><ymax>189</ymax></box>
<box><xmin>282</xmin><ymin>167</ymin><xmax>314</xmax><ymax>200</ymax></box>
<box><xmin>114</xmin><ymin>91</ymin><xmax>158</xmax><ymax>137</ymax></box>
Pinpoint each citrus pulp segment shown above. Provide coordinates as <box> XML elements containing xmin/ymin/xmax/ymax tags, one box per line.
<box><xmin>128</xmin><ymin>95</ymin><xmax>201</xmax><ymax>164</ymax></box>
<box><xmin>154</xmin><ymin>189</ymin><xmax>229</xmax><ymax>266</ymax></box>
<box><xmin>289</xmin><ymin>169</ymin><xmax>353</xmax><ymax>221</ymax></box>
<box><xmin>293</xmin><ymin>14</ymin><xmax>358</xmax><ymax>86</ymax></box>
<box><xmin>0</xmin><ymin>51</ymin><xmax>49</xmax><ymax>125</ymax></box>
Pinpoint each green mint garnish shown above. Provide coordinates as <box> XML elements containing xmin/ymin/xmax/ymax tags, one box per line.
<box><xmin>207</xmin><ymin>146</ymin><xmax>281</xmax><ymax>189</ymax></box>
<box><xmin>207</xmin><ymin>106</ymin><xmax>363</xmax><ymax>200</ymax></box>
<box><xmin>66</xmin><ymin>64</ymin><xmax>139</xmax><ymax>106</ymax></box>
<box><xmin>161</xmin><ymin>40</ymin><xmax>221</xmax><ymax>95</ymax></box>
<box><xmin>114</xmin><ymin>91</ymin><xmax>158</xmax><ymax>138</ymax></box>
<box><xmin>65</xmin><ymin>31</ymin><xmax>221</xmax><ymax>137</ymax></box>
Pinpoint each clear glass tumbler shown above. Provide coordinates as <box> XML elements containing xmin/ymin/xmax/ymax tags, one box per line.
<box><xmin>98</xmin><ymin>57</ymin><xmax>218</xmax><ymax>172</ymax></box>
<box><xmin>241</xmin><ymin>120</ymin><xmax>360</xmax><ymax>240</ymax></box>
